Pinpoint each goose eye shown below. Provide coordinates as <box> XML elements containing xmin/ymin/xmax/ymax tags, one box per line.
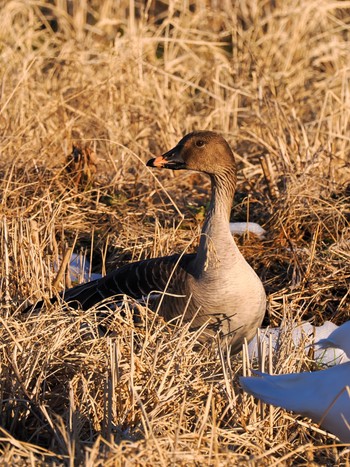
<box><xmin>195</xmin><ymin>140</ymin><xmax>205</xmax><ymax>147</ymax></box>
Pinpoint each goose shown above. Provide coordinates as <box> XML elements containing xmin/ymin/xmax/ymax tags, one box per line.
<box><xmin>248</xmin><ymin>320</ymin><xmax>350</xmax><ymax>366</ymax></box>
<box><xmin>316</xmin><ymin>321</ymin><xmax>350</xmax><ymax>359</ymax></box>
<box><xmin>27</xmin><ymin>131</ymin><xmax>266</xmax><ymax>353</ymax></box>
<box><xmin>240</xmin><ymin>363</ymin><xmax>350</xmax><ymax>442</ymax></box>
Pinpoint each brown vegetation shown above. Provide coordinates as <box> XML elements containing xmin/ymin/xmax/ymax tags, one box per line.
<box><xmin>0</xmin><ymin>0</ymin><xmax>349</xmax><ymax>464</ymax></box>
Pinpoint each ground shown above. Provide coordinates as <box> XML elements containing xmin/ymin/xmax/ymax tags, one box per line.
<box><xmin>0</xmin><ymin>1</ymin><xmax>349</xmax><ymax>465</ymax></box>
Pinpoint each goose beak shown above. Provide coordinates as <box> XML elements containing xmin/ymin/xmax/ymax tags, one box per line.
<box><xmin>147</xmin><ymin>146</ymin><xmax>186</xmax><ymax>170</ymax></box>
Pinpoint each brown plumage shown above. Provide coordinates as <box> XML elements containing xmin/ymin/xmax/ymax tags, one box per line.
<box><xmin>28</xmin><ymin>131</ymin><xmax>266</xmax><ymax>353</ymax></box>
<box><xmin>66</xmin><ymin>145</ymin><xmax>97</xmax><ymax>188</ymax></box>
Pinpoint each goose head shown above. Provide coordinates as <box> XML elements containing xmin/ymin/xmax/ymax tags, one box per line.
<box><xmin>147</xmin><ymin>131</ymin><xmax>236</xmax><ymax>177</ymax></box>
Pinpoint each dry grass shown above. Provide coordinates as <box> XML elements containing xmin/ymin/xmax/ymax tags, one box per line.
<box><xmin>0</xmin><ymin>0</ymin><xmax>350</xmax><ymax>464</ymax></box>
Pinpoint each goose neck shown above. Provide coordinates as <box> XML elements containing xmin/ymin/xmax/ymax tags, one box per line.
<box><xmin>192</xmin><ymin>169</ymin><xmax>237</xmax><ymax>275</ymax></box>
<box><xmin>207</xmin><ymin>170</ymin><xmax>236</xmax><ymax>222</ymax></box>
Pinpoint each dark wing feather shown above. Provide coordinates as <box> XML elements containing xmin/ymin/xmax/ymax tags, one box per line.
<box><xmin>56</xmin><ymin>253</ymin><xmax>196</xmax><ymax>310</ymax></box>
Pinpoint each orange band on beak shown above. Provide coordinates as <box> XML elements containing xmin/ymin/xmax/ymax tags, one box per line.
<box><xmin>151</xmin><ymin>156</ymin><xmax>168</xmax><ymax>167</ymax></box>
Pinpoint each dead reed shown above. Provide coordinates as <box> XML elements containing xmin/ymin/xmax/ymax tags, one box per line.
<box><xmin>0</xmin><ymin>0</ymin><xmax>349</xmax><ymax>464</ymax></box>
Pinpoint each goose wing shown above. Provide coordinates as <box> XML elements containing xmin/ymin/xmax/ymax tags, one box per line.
<box><xmin>57</xmin><ymin>252</ymin><xmax>196</xmax><ymax>310</ymax></box>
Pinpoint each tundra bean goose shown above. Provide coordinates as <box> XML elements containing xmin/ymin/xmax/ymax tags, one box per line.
<box><xmin>29</xmin><ymin>131</ymin><xmax>266</xmax><ymax>353</ymax></box>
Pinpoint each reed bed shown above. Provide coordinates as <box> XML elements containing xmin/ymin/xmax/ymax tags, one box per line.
<box><xmin>0</xmin><ymin>0</ymin><xmax>349</xmax><ymax>464</ymax></box>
